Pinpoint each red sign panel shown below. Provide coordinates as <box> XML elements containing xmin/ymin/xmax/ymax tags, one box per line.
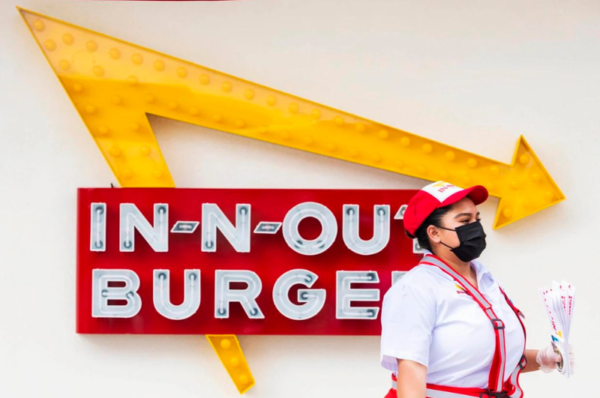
<box><xmin>77</xmin><ymin>188</ymin><xmax>422</xmax><ymax>335</ymax></box>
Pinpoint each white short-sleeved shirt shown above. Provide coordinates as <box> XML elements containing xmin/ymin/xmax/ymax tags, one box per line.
<box><xmin>380</xmin><ymin>251</ymin><xmax>526</xmax><ymax>388</ymax></box>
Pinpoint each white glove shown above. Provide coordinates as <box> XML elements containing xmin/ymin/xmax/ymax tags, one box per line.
<box><xmin>536</xmin><ymin>343</ymin><xmax>575</xmax><ymax>373</ymax></box>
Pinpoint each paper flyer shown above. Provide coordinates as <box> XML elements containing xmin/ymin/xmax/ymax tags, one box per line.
<box><xmin>539</xmin><ymin>280</ymin><xmax>575</xmax><ymax>378</ymax></box>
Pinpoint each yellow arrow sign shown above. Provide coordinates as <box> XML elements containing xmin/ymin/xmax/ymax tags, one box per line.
<box><xmin>19</xmin><ymin>8</ymin><xmax>255</xmax><ymax>394</ymax></box>
<box><xmin>19</xmin><ymin>7</ymin><xmax>565</xmax><ymax>231</ymax></box>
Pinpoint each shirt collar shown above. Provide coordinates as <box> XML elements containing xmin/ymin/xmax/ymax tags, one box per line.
<box><xmin>420</xmin><ymin>249</ymin><xmax>492</xmax><ymax>288</ymax></box>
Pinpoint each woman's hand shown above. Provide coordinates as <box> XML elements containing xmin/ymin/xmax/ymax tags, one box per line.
<box><xmin>535</xmin><ymin>343</ymin><xmax>575</xmax><ymax>373</ymax></box>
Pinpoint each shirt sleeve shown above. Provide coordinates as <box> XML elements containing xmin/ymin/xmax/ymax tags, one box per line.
<box><xmin>380</xmin><ymin>271</ymin><xmax>437</xmax><ymax>373</ymax></box>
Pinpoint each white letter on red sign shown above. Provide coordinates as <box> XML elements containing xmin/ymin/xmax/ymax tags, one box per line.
<box><xmin>282</xmin><ymin>202</ymin><xmax>337</xmax><ymax>256</ymax></box>
<box><xmin>92</xmin><ymin>269</ymin><xmax>142</xmax><ymax>318</ymax></box>
<box><xmin>336</xmin><ymin>271</ymin><xmax>380</xmax><ymax>320</ymax></box>
<box><xmin>201</xmin><ymin>204</ymin><xmax>251</xmax><ymax>253</ymax></box>
<box><xmin>120</xmin><ymin>204</ymin><xmax>168</xmax><ymax>252</ymax></box>
<box><xmin>90</xmin><ymin>203</ymin><xmax>106</xmax><ymax>252</ymax></box>
<box><xmin>214</xmin><ymin>270</ymin><xmax>264</xmax><ymax>319</ymax></box>
<box><xmin>273</xmin><ymin>269</ymin><xmax>326</xmax><ymax>320</ymax></box>
<box><xmin>153</xmin><ymin>270</ymin><xmax>201</xmax><ymax>320</ymax></box>
<box><xmin>342</xmin><ymin>204</ymin><xmax>390</xmax><ymax>255</ymax></box>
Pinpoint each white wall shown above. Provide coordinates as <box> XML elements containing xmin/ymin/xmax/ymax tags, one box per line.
<box><xmin>1</xmin><ymin>0</ymin><xmax>598</xmax><ymax>396</ymax></box>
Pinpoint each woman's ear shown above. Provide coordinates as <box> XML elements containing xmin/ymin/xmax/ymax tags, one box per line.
<box><xmin>427</xmin><ymin>224</ymin><xmax>441</xmax><ymax>244</ymax></box>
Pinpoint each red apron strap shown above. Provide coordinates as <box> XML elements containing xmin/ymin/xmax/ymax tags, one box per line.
<box><xmin>498</xmin><ymin>286</ymin><xmax>528</xmax><ymax>398</ymax></box>
<box><xmin>419</xmin><ymin>255</ymin><xmax>507</xmax><ymax>394</ymax></box>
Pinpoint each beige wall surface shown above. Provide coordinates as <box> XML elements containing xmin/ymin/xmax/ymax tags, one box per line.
<box><xmin>0</xmin><ymin>0</ymin><xmax>598</xmax><ymax>397</ymax></box>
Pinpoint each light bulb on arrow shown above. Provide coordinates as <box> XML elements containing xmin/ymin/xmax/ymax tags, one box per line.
<box><xmin>18</xmin><ymin>8</ymin><xmax>564</xmax><ymax>229</ymax></box>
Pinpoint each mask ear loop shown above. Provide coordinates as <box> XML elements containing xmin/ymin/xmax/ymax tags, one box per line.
<box><xmin>437</xmin><ymin>226</ymin><xmax>456</xmax><ymax>232</ymax></box>
<box><xmin>439</xmin><ymin>241</ymin><xmax>456</xmax><ymax>250</ymax></box>
<box><xmin>435</xmin><ymin>225</ymin><xmax>458</xmax><ymax>251</ymax></box>
<box><xmin>434</xmin><ymin>219</ymin><xmax>482</xmax><ymax>251</ymax></box>
<box><xmin>437</xmin><ymin>219</ymin><xmax>481</xmax><ymax>232</ymax></box>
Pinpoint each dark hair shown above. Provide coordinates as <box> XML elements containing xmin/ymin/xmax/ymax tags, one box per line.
<box><xmin>405</xmin><ymin>205</ymin><xmax>453</xmax><ymax>252</ymax></box>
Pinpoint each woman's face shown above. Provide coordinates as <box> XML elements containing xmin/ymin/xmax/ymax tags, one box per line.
<box><xmin>428</xmin><ymin>196</ymin><xmax>481</xmax><ymax>252</ymax></box>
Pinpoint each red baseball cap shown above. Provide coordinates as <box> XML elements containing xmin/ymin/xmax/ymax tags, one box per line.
<box><xmin>403</xmin><ymin>181</ymin><xmax>489</xmax><ymax>237</ymax></box>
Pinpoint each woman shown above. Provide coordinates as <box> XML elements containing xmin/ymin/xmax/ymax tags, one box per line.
<box><xmin>380</xmin><ymin>181</ymin><xmax>574</xmax><ymax>398</ymax></box>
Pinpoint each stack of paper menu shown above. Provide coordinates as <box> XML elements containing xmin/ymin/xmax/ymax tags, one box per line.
<box><xmin>539</xmin><ymin>280</ymin><xmax>575</xmax><ymax>378</ymax></box>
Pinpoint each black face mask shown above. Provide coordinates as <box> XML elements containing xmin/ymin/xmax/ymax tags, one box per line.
<box><xmin>437</xmin><ymin>219</ymin><xmax>487</xmax><ymax>262</ymax></box>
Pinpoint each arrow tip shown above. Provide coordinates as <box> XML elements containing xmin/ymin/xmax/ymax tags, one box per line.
<box><xmin>493</xmin><ymin>135</ymin><xmax>565</xmax><ymax>229</ymax></box>
<box><xmin>18</xmin><ymin>8</ymin><xmax>50</xmax><ymax>39</ymax></box>
<box><xmin>17</xmin><ymin>7</ymin><xmax>36</xmax><ymax>20</ymax></box>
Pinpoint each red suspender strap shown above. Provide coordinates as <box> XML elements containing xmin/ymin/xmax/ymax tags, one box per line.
<box><xmin>420</xmin><ymin>255</ymin><xmax>507</xmax><ymax>394</ymax></box>
<box><xmin>498</xmin><ymin>286</ymin><xmax>528</xmax><ymax>398</ymax></box>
